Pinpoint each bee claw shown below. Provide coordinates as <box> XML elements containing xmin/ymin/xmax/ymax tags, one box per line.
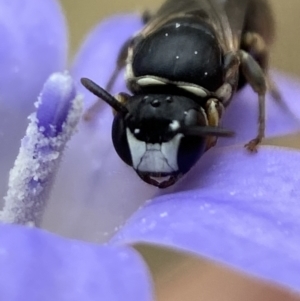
<box><xmin>244</xmin><ymin>138</ymin><xmax>261</xmax><ymax>153</ymax></box>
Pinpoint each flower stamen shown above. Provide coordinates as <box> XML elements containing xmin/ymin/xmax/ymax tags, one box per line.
<box><xmin>0</xmin><ymin>72</ymin><xmax>83</xmax><ymax>226</ymax></box>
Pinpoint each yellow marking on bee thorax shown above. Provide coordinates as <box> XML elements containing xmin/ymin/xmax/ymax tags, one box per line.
<box><xmin>205</xmin><ymin>98</ymin><xmax>225</xmax><ymax>150</ymax></box>
<box><xmin>206</xmin><ymin>98</ymin><xmax>220</xmax><ymax>126</ymax></box>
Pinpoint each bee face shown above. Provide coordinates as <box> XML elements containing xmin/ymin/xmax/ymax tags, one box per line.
<box><xmin>112</xmin><ymin>94</ymin><xmax>207</xmax><ymax>188</ymax></box>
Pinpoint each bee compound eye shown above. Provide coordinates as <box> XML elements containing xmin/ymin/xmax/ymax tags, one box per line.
<box><xmin>183</xmin><ymin>109</ymin><xmax>199</xmax><ymax>126</ymax></box>
<box><xmin>177</xmin><ymin>135</ymin><xmax>207</xmax><ymax>174</ymax></box>
<box><xmin>112</xmin><ymin>115</ymin><xmax>132</xmax><ymax>166</ymax></box>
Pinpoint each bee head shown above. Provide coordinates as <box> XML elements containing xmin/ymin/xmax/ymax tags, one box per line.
<box><xmin>81</xmin><ymin>78</ymin><xmax>234</xmax><ymax>188</ymax></box>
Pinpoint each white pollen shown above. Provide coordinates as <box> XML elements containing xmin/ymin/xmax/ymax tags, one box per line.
<box><xmin>165</xmin><ymin>33</ymin><xmax>169</xmax><ymax>37</ymax></box>
<box><xmin>176</xmin><ymin>56</ymin><xmax>179</xmax><ymax>59</ymax></box>
<box><xmin>204</xmin><ymin>72</ymin><xmax>208</xmax><ymax>76</ymax></box>
<box><xmin>175</xmin><ymin>23</ymin><xmax>180</xmax><ymax>28</ymax></box>
<box><xmin>134</xmin><ymin>128</ymin><xmax>140</xmax><ymax>134</ymax></box>
<box><xmin>194</xmin><ymin>51</ymin><xmax>198</xmax><ymax>54</ymax></box>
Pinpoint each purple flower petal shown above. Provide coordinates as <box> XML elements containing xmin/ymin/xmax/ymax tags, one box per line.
<box><xmin>42</xmin><ymin>116</ymin><xmax>158</xmax><ymax>242</ymax></box>
<box><xmin>111</xmin><ymin>146</ymin><xmax>300</xmax><ymax>291</ymax></box>
<box><xmin>0</xmin><ymin>0</ymin><xmax>67</xmax><ymax>111</ymax></box>
<box><xmin>0</xmin><ymin>224</ymin><xmax>153</xmax><ymax>301</ymax></box>
<box><xmin>0</xmin><ymin>0</ymin><xmax>68</xmax><ymax>201</ymax></box>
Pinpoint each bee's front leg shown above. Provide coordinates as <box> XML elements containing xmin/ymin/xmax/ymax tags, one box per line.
<box><xmin>239</xmin><ymin>48</ymin><xmax>267</xmax><ymax>152</ymax></box>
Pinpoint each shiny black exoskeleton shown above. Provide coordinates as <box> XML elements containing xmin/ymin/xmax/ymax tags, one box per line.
<box><xmin>81</xmin><ymin>0</ymin><xmax>275</xmax><ymax>188</ymax></box>
<box><xmin>132</xmin><ymin>16</ymin><xmax>224</xmax><ymax>91</ymax></box>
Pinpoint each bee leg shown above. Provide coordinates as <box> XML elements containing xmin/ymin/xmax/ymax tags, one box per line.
<box><xmin>243</xmin><ymin>32</ymin><xmax>281</xmax><ymax>96</ymax></box>
<box><xmin>83</xmin><ymin>38</ymin><xmax>132</xmax><ymax>121</ymax></box>
<box><xmin>245</xmin><ymin>32</ymin><xmax>300</xmax><ymax>128</ymax></box>
<box><xmin>239</xmin><ymin>50</ymin><xmax>267</xmax><ymax>152</ymax></box>
<box><xmin>223</xmin><ymin>52</ymin><xmax>240</xmax><ymax>79</ymax></box>
<box><xmin>103</xmin><ymin>8</ymin><xmax>152</xmax><ymax>93</ymax></box>
<box><xmin>205</xmin><ymin>98</ymin><xmax>225</xmax><ymax>150</ymax></box>
<box><xmin>243</xmin><ymin>32</ymin><xmax>267</xmax><ymax>60</ymax></box>
<box><xmin>107</xmin><ymin>39</ymin><xmax>133</xmax><ymax>91</ymax></box>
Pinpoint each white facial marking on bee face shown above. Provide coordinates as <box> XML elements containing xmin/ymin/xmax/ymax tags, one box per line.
<box><xmin>126</xmin><ymin>128</ymin><xmax>147</xmax><ymax>167</ymax></box>
<box><xmin>126</xmin><ymin>128</ymin><xmax>183</xmax><ymax>173</ymax></box>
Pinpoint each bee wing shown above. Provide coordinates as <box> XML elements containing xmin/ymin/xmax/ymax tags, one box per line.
<box><xmin>205</xmin><ymin>0</ymin><xmax>275</xmax><ymax>50</ymax></box>
<box><xmin>146</xmin><ymin>0</ymin><xmax>251</xmax><ymax>51</ymax></box>
<box><xmin>213</xmin><ymin>0</ymin><xmax>251</xmax><ymax>50</ymax></box>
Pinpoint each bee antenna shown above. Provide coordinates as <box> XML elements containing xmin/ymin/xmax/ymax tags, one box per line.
<box><xmin>81</xmin><ymin>77</ymin><xmax>128</xmax><ymax>114</ymax></box>
<box><xmin>181</xmin><ymin>126</ymin><xmax>235</xmax><ymax>137</ymax></box>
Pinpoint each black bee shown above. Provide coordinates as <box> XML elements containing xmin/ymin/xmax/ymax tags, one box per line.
<box><xmin>81</xmin><ymin>0</ymin><xmax>275</xmax><ymax>188</ymax></box>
